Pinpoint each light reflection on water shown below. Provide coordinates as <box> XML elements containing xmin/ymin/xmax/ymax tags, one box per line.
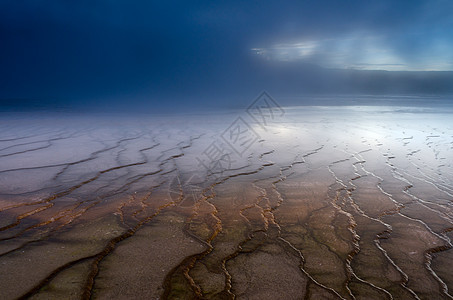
<box><xmin>0</xmin><ymin>104</ymin><xmax>452</xmax><ymax>299</ymax></box>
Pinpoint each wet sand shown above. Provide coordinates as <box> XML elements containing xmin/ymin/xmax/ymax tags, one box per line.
<box><xmin>1</xmin><ymin>105</ymin><xmax>453</xmax><ymax>299</ymax></box>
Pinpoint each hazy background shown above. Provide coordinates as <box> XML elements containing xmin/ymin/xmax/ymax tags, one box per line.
<box><xmin>1</xmin><ymin>0</ymin><xmax>452</xmax><ymax>112</ymax></box>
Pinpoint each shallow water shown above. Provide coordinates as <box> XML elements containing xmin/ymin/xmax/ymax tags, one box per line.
<box><xmin>1</xmin><ymin>105</ymin><xmax>453</xmax><ymax>299</ymax></box>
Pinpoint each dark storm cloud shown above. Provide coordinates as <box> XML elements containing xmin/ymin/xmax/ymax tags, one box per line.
<box><xmin>0</xmin><ymin>0</ymin><xmax>452</xmax><ymax>110</ymax></box>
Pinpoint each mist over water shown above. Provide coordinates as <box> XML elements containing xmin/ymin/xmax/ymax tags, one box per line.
<box><xmin>1</xmin><ymin>0</ymin><xmax>453</xmax><ymax>112</ymax></box>
<box><xmin>1</xmin><ymin>1</ymin><xmax>453</xmax><ymax>299</ymax></box>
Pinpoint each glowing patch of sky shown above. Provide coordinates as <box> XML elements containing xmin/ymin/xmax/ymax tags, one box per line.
<box><xmin>252</xmin><ymin>34</ymin><xmax>453</xmax><ymax>71</ymax></box>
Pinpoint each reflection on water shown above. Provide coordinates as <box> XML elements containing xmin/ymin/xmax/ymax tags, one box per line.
<box><xmin>0</xmin><ymin>105</ymin><xmax>453</xmax><ymax>299</ymax></box>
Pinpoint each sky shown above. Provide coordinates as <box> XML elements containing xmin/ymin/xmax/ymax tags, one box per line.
<box><xmin>1</xmin><ymin>0</ymin><xmax>452</xmax><ymax>111</ymax></box>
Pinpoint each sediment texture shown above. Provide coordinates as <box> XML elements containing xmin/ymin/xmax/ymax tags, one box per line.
<box><xmin>0</xmin><ymin>106</ymin><xmax>452</xmax><ymax>299</ymax></box>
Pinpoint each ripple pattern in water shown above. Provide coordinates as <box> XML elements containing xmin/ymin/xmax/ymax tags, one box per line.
<box><xmin>1</xmin><ymin>106</ymin><xmax>453</xmax><ymax>299</ymax></box>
